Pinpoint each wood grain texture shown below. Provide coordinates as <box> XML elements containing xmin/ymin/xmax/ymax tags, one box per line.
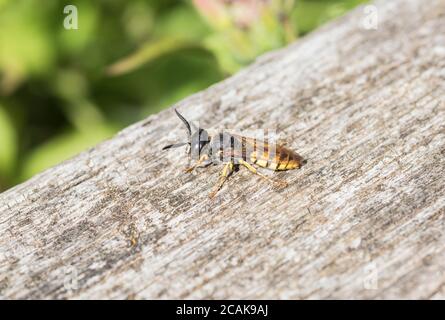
<box><xmin>1</xmin><ymin>0</ymin><xmax>445</xmax><ymax>299</ymax></box>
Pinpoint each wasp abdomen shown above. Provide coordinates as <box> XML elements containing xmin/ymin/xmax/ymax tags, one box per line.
<box><xmin>250</xmin><ymin>146</ymin><xmax>302</xmax><ymax>171</ymax></box>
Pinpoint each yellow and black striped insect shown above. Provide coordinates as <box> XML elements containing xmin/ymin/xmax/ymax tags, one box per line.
<box><xmin>163</xmin><ymin>109</ymin><xmax>304</xmax><ymax>198</ymax></box>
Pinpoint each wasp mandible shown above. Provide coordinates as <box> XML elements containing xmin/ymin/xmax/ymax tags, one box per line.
<box><xmin>163</xmin><ymin>109</ymin><xmax>304</xmax><ymax>198</ymax></box>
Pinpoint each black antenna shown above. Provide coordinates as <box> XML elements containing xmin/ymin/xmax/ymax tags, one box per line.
<box><xmin>175</xmin><ymin>109</ymin><xmax>191</xmax><ymax>138</ymax></box>
<box><xmin>162</xmin><ymin>142</ymin><xmax>188</xmax><ymax>150</ymax></box>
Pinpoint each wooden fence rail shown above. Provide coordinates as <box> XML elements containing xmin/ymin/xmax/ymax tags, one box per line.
<box><xmin>0</xmin><ymin>0</ymin><xmax>444</xmax><ymax>299</ymax></box>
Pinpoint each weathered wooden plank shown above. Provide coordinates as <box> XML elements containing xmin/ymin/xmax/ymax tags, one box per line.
<box><xmin>0</xmin><ymin>0</ymin><xmax>444</xmax><ymax>299</ymax></box>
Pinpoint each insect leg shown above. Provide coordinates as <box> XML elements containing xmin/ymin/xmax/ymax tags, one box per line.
<box><xmin>238</xmin><ymin>159</ymin><xmax>288</xmax><ymax>188</ymax></box>
<box><xmin>184</xmin><ymin>154</ymin><xmax>209</xmax><ymax>173</ymax></box>
<box><xmin>209</xmin><ymin>161</ymin><xmax>234</xmax><ymax>199</ymax></box>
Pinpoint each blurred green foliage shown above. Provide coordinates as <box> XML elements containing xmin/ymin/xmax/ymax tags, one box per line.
<box><xmin>0</xmin><ymin>0</ymin><xmax>368</xmax><ymax>191</ymax></box>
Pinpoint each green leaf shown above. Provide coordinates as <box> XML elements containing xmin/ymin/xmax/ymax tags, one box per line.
<box><xmin>106</xmin><ymin>5</ymin><xmax>210</xmax><ymax>76</ymax></box>
<box><xmin>0</xmin><ymin>2</ymin><xmax>55</xmax><ymax>78</ymax></box>
<box><xmin>0</xmin><ymin>0</ymin><xmax>10</xmax><ymax>9</ymax></box>
<box><xmin>153</xmin><ymin>5</ymin><xmax>210</xmax><ymax>41</ymax></box>
<box><xmin>0</xmin><ymin>105</ymin><xmax>17</xmax><ymax>177</ymax></box>
<box><xmin>58</xmin><ymin>1</ymin><xmax>99</xmax><ymax>54</ymax></box>
<box><xmin>106</xmin><ymin>37</ymin><xmax>195</xmax><ymax>76</ymax></box>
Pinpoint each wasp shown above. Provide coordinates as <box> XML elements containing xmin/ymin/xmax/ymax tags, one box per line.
<box><xmin>163</xmin><ymin>109</ymin><xmax>304</xmax><ymax>198</ymax></box>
